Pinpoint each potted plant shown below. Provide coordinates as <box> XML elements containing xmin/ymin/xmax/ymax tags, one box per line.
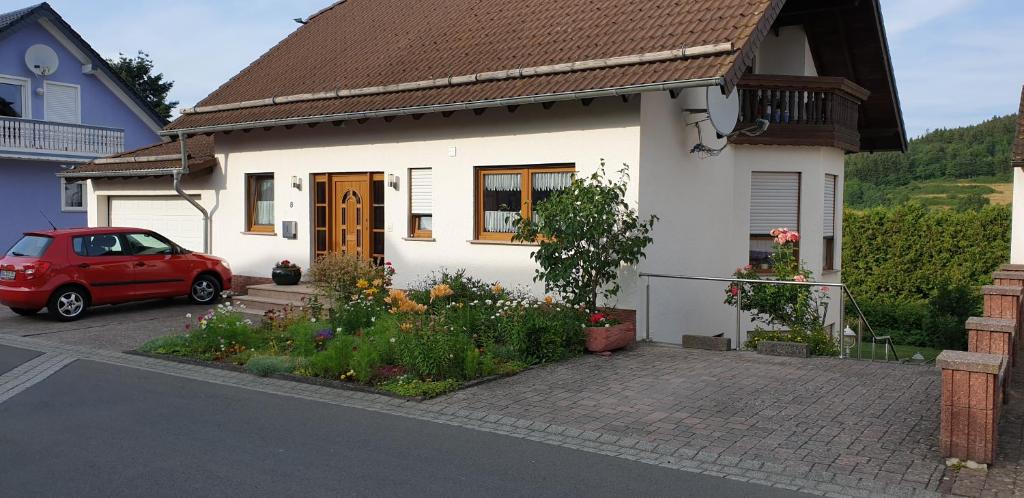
<box><xmin>513</xmin><ymin>161</ymin><xmax>657</xmax><ymax>353</ymax></box>
<box><xmin>272</xmin><ymin>260</ymin><xmax>302</xmax><ymax>286</ymax></box>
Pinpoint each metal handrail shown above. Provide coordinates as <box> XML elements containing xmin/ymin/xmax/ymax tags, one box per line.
<box><xmin>639</xmin><ymin>273</ymin><xmax>899</xmax><ymax>361</ymax></box>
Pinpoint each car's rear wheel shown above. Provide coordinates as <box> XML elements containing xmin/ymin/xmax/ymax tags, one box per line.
<box><xmin>47</xmin><ymin>287</ymin><xmax>89</xmax><ymax>322</ymax></box>
<box><xmin>9</xmin><ymin>307</ymin><xmax>41</xmax><ymax>316</ymax></box>
<box><xmin>189</xmin><ymin>275</ymin><xmax>221</xmax><ymax>305</ymax></box>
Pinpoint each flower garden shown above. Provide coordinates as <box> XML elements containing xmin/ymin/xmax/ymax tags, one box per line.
<box><xmin>140</xmin><ymin>261</ymin><xmax>591</xmax><ymax>398</ymax></box>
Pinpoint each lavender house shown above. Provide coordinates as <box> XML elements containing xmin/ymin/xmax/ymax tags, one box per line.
<box><xmin>0</xmin><ymin>3</ymin><xmax>164</xmax><ymax>250</ymax></box>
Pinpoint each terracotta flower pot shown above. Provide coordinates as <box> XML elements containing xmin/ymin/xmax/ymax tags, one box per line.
<box><xmin>272</xmin><ymin>267</ymin><xmax>302</xmax><ymax>286</ymax></box>
<box><xmin>584</xmin><ymin>322</ymin><xmax>636</xmax><ymax>353</ymax></box>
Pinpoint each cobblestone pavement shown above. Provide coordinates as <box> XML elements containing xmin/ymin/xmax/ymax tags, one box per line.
<box><xmin>946</xmin><ymin>355</ymin><xmax>1024</xmax><ymax>497</ymax></box>
<box><xmin>0</xmin><ymin>332</ymin><xmax>951</xmax><ymax>497</ymax></box>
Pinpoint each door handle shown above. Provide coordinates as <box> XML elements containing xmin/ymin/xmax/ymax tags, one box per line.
<box><xmin>78</xmin><ymin>263</ymin><xmax>90</xmax><ymax>269</ymax></box>
<box><xmin>134</xmin><ymin>262</ymin><xmax>146</xmax><ymax>268</ymax></box>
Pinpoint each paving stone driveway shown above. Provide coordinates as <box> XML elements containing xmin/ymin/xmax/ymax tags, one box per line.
<box><xmin>435</xmin><ymin>345</ymin><xmax>947</xmax><ymax>496</ymax></box>
<box><xmin>0</xmin><ymin>298</ymin><xmax>203</xmax><ymax>352</ymax></box>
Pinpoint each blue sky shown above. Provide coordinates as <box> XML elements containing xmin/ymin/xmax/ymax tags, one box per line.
<box><xmin>28</xmin><ymin>0</ymin><xmax>1024</xmax><ymax>138</ymax></box>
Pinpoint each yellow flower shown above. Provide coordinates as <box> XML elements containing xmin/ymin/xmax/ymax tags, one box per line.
<box><xmin>544</xmin><ymin>296</ymin><xmax>554</xmax><ymax>304</ymax></box>
<box><xmin>372</xmin><ymin>279</ymin><xmax>384</xmax><ymax>288</ymax></box>
<box><xmin>399</xmin><ymin>322</ymin><xmax>414</xmax><ymax>332</ymax></box>
<box><xmin>364</xmin><ymin>287</ymin><xmax>379</xmax><ymax>297</ymax></box>
<box><xmin>491</xmin><ymin>283</ymin><xmax>504</xmax><ymax>295</ymax></box>
<box><xmin>430</xmin><ymin>283</ymin><xmax>454</xmax><ymax>302</ymax></box>
<box><xmin>356</xmin><ymin>279</ymin><xmax>370</xmax><ymax>289</ymax></box>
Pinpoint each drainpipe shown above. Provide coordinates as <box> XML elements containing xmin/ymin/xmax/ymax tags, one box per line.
<box><xmin>174</xmin><ymin>132</ymin><xmax>211</xmax><ymax>253</ymax></box>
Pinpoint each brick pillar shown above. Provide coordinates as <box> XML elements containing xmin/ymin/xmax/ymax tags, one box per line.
<box><xmin>967</xmin><ymin>317</ymin><xmax>1016</xmax><ymax>365</ymax></box>
<box><xmin>938</xmin><ymin>350</ymin><xmax>1006</xmax><ymax>464</ymax></box>
<box><xmin>983</xmin><ymin>285</ymin><xmax>1023</xmax><ymax>364</ymax></box>
<box><xmin>992</xmin><ymin>270</ymin><xmax>1024</xmax><ymax>356</ymax></box>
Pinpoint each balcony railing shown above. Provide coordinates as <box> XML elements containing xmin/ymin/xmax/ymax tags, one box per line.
<box><xmin>729</xmin><ymin>75</ymin><xmax>871</xmax><ymax>153</ymax></box>
<box><xmin>0</xmin><ymin>116</ymin><xmax>125</xmax><ymax>159</ymax></box>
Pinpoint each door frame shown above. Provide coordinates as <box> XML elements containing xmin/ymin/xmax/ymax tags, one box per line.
<box><xmin>312</xmin><ymin>172</ymin><xmax>385</xmax><ymax>263</ymax></box>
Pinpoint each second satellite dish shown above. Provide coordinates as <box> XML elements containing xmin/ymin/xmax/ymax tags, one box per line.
<box><xmin>706</xmin><ymin>86</ymin><xmax>739</xmax><ymax>136</ymax></box>
<box><xmin>25</xmin><ymin>44</ymin><xmax>59</xmax><ymax>76</ymax></box>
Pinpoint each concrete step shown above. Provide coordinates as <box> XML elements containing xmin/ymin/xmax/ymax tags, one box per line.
<box><xmin>245</xmin><ymin>283</ymin><xmax>317</xmax><ymax>302</ymax></box>
<box><xmin>232</xmin><ymin>295</ymin><xmax>306</xmax><ymax>314</ymax></box>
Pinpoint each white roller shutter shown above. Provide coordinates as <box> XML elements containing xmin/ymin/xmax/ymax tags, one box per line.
<box><xmin>750</xmin><ymin>172</ymin><xmax>800</xmax><ymax>234</ymax></box>
<box><xmin>109</xmin><ymin>196</ymin><xmax>203</xmax><ymax>252</ymax></box>
<box><xmin>824</xmin><ymin>174</ymin><xmax>837</xmax><ymax>238</ymax></box>
<box><xmin>44</xmin><ymin>82</ymin><xmax>80</xmax><ymax>124</ymax></box>
<box><xmin>410</xmin><ymin>168</ymin><xmax>432</xmax><ymax>215</ymax></box>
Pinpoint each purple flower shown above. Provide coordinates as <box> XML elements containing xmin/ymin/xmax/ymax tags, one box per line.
<box><xmin>314</xmin><ymin>328</ymin><xmax>335</xmax><ymax>342</ymax></box>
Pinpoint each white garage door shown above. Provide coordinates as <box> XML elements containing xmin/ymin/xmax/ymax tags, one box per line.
<box><xmin>109</xmin><ymin>196</ymin><xmax>203</xmax><ymax>252</ymax></box>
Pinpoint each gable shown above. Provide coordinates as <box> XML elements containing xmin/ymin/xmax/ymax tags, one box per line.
<box><xmin>1015</xmin><ymin>86</ymin><xmax>1024</xmax><ymax>167</ymax></box>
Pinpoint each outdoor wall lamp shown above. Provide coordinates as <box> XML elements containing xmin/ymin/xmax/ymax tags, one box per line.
<box><xmin>387</xmin><ymin>174</ymin><xmax>400</xmax><ymax>190</ymax></box>
<box><xmin>291</xmin><ymin>176</ymin><xmax>302</xmax><ymax>190</ymax></box>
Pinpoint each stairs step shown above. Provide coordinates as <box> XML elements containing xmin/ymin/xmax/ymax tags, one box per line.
<box><xmin>245</xmin><ymin>283</ymin><xmax>318</xmax><ymax>302</ymax></box>
<box><xmin>232</xmin><ymin>295</ymin><xmax>307</xmax><ymax>313</ymax></box>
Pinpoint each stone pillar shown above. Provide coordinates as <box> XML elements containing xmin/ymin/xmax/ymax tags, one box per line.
<box><xmin>966</xmin><ymin>317</ymin><xmax>1016</xmax><ymax>366</ymax></box>
<box><xmin>982</xmin><ymin>285</ymin><xmax>1023</xmax><ymax>362</ymax></box>
<box><xmin>938</xmin><ymin>351</ymin><xmax>1006</xmax><ymax>465</ymax></box>
<box><xmin>991</xmin><ymin>271</ymin><xmax>1024</xmax><ymax>357</ymax></box>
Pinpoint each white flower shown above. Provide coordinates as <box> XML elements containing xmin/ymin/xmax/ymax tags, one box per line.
<box><xmin>337</xmin><ymin>328</ymin><xmax>343</xmax><ymax>333</ymax></box>
<box><xmin>485</xmin><ymin>300</ymin><xmax>493</xmax><ymax>305</ymax></box>
<box><xmin>185</xmin><ymin>313</ymin><xmax>192</xmax><ymax>319</ymax></box>
<box><xmin>389</xmin><ymin>337</ymin><xmax>396</xmax><ymax>343</ymax></box>
<box><xmin>310</xmin><ymin>318</ymin><xmax>316</xmax><ymax>322</ymax></box>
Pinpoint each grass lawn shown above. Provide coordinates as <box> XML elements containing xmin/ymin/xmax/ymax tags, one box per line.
<box><xmin>848</xmin><ymin>341</ymin><xmax>943</xmax><ymax>362</ymax></box>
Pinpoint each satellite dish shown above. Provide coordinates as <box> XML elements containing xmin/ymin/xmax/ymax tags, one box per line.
<box><xmin>25</xmin><ymin>44</ymin><xmax>59</xmax><ymax>76</ymax></box>
<box><xmin>706</xmin><ymin>86</ymin><xmax>739</xmax><ymax>136</ymax></box>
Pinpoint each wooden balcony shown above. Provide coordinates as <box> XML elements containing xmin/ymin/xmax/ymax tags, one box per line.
<box><xmin>0</xmin><ymin>116</ymin><xmax>125</xmax><ymax>161</ymax></box>
<box><xmin>729</xmin><ymin>75</ymin><xmax>871</xmax><ymax>153</ymax></box>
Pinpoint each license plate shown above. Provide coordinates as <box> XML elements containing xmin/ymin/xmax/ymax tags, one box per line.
<box><xmin>0</xmin><ymin>270</ymin><xmax>14</xmax><ymax>281</ymax></box>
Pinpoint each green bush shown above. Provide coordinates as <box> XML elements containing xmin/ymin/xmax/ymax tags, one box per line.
<box><xmin>245</xmin><ymin>356</ymin><xmax>295</xmax><ymax>377</ymax></box>
<box><xmin>378</xmin><ymin>378</ymin><xmax>462</xmax><ymax>398</ymax></box>
<box><xmin>140</xmin><ymin>335</ymin><xmax>190</xmax><ymax>355</ymax></box>
<box><xmin>745</xmin><ymin>326</ymin><xmax>839</xmax><ymax>356</ymax></box>
<box><xmin>305</xmin><ymin>335</ymin><xmax>357</xmax><ymax>378</ymax></box>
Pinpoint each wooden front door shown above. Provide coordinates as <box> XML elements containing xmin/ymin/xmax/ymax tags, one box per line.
<box><xmin>313</xmin><ymin>173</ymin><xmax>384</xmax><ymax>263</ymax></box>
<box><xmin>331</xmin><ymin>174</ymin><xmax>371</xmax><ymax>259</ymax></box>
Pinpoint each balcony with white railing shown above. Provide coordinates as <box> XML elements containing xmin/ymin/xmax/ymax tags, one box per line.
<box><xmin>0</xmin><ymin>116</ymin><xmax>125</xmax><ymax>161</ymax></box>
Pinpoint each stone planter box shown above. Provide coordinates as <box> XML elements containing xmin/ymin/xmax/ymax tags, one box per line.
<box><xmin>585</xmin><ymin>322</ymin><xmax>635</xmax><ymax>353</ymax></box>
<box><xmin>682</xmin><ymin>334</ymin><xmax>731</xmax><ymax>351</ymax></box>
<box><xmin>756</xmin><ymin>340</ymin><xmax>810</xmax><ymax>358</ymax></box>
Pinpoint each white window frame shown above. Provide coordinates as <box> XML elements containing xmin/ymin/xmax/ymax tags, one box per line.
<box><xmin>0</xmin><ymin>74</ymin><xmax>32</xmax><ymax>119</ymax></box>
<box><xmin>60</xmin><ymin>177</ymin><xmax>87</xmax><ymax>213</ymax></box>
<box><xmin>408</xmin><ymin>167</ymin><xmax>433</xmax><ymax>239</ymax></box>
<box><xmin>43</xmin><ymin>81</ymin><xmax>81</xmax><ymax>124</ymax></box>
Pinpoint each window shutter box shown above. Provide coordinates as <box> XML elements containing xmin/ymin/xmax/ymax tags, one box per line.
<box><xmin>824</xmin><ymin>174</ymin><xmax>837</xmax><ymax>238</ymax></box>
<box><xmin>410</xmin><ymin>168</ymin><xmax>432</xmax><ymax>215</ymax></box>
<box><xmin>44</xmin><ymin>82</ymin><xmax>80</xmax><ymax>124</ymax></box>
<box><xmin>750</xmin><ymin>172</ymin><xmax>800</xmax><ymax>234</ymax></box>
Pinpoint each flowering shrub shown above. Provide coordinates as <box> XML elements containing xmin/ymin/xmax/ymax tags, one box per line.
<box><xmin>724</xmin><ymin>228</ymin><xmax>837</xmax><ymax>356</ymax></box>
<box><xmin>275</xmin><ymin>260</ymin><xmax>299</xmax><ymax>270</ymax></box>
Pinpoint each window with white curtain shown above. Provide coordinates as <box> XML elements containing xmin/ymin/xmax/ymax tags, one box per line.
<box><xmin>247</xmin><ymin>174</ymin><xmax>275</xmax><ymax>233</ymax></box>
<box><xmin>476</xmin><ymin>165</ymin><xmax>574</xmax><ymax>241</ymax></box>
<box><xmin>409</xmin><ymin>168</ymin><xmax>433</xmax><ymax>238</ymax></box>
<box><xmin>61</xmin><ymin>178</ymin><xmax>85</xmax><ymax>212</ymax></box>
<box><xmin>749</xmin><ymin>171</ymin><xmax>801</xmax><ymax>268</ymax></box>
<box><xmin>824</xmin><ymin>174</ymin><xmax>837</xmax><ymax>270</ymax></box>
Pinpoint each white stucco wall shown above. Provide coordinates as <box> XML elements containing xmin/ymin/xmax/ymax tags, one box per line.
<box><xmin>635</xmin><ymin>90</ymin><xmax>845</xmax><ymax>344</ymax></box>
<box><xmin>1012</xmin><ymin>167</ymin><xmax>1024</xmax><ymax>264</ymax></box>
<box><xmin>755</xmin><ymin>25</ymin><xmax>818</xmax><ymax>77</ymax></box>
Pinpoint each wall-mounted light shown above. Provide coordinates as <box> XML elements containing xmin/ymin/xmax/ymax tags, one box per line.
<box><xmin>387</xmin><ymin>174</ymin><xmax>400</xmax><ymax>190</ymax></box>
<box><xmin>291</xmin><ymin>176</ymin><xmax>302</xmax><ymax>190</ymax></box>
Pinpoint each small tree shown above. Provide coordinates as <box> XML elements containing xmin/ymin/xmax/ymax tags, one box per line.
<box><xmin>106</xmin><ymin>51</ymin><xmax>178</xmax><ymax>120</ymax></box>
<box><xmin>512</xmin><ymin>162</ymin><xmax>657</xmax><ymax>310</ymax></box>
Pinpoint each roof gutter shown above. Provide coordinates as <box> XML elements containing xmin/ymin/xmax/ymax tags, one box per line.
<box><xmin>57</xmin><ymin>168</ymin><xmax>188</xmax><ymax>179</ymax></box>
<box><xmin>173</xmin><ymin>132</ymin><xmax>211</xmax><ymax>253</ymax></box>
<box><xmin>161</xmin><ymin>76</ymin><xmax>726</xmax><ymax>136</ymax></box>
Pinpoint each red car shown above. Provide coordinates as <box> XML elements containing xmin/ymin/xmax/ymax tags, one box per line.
<box><xmin>0</xmin><ymin>228</ymin><xmax>232</xmax><ymax>321</ymax></box>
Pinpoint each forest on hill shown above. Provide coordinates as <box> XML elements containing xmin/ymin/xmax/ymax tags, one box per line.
<box><xmin>844</xmin><ymin>114</ymin><xmax>1017</xmax><ymax>210</ymax></box>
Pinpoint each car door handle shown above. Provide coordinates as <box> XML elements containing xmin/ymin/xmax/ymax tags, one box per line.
<box><xmin>78</xmin><ymin>263</ymin><xmax>90</xmax><ymax>269</ymax></box>
<box><xmin>134</xmin><ymin>262</ymin><xmax>146</xmax><ymax>268</ymax></box>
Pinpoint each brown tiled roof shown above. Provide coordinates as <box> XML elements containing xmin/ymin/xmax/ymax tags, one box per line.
<box><xmin>60</xmin><ymin>135</ymin><xmax>216</xmax><ymax>178</ymax></box>
<box><xmin>167</xmin><ymin>0</ymin><xmax>784</xmax><ymax>132</ymax></box>
<box><xmin>1014</xmin><ymin>86</ymin><xmax>1024</xmax><ymax>167</ymax></box>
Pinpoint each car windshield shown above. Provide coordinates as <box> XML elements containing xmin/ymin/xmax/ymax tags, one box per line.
<box><xmin>6</xmin><ymin>235</ymin><xmax>53</xmax><ymax>257</ymax></box>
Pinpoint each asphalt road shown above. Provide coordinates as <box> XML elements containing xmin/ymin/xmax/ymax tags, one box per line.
<box><xmin>0</xmin><ymin>344</ymin><xmax>40</xmax><ymax>375</ymax></box>
<box><xmin>0</xmin><ymin>358</ymin><xmax>804</xmax><ymax>498</ymax></box>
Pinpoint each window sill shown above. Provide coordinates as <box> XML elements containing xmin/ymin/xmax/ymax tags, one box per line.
<box><xmin>61</xmin><ymin>208</ymin><xmax>86</xmax><ymax>213</ymax></box>
<box><xmin>468</xmin><ymin>239</ymin><xmax>539</xmax><ymax>247</ymax></box>
<box><xmin>241</xmin><ymin>231</ymin><xmax>277</xmax><ymax>236</ymax></box>
<box><xmin>822</xmin><ymin>269</ymin><xmax>840</xmax><ymax>275</ymax></box>
<box><xmin>402</xmin><ymin>237</ymin><xmax>436</xmax><ymax>242</ymax></box>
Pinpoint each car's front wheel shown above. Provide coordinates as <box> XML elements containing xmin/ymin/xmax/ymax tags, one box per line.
<box><xmin>47</xmin><ymin>287</ymin><xmax>89</xmax><ymax>322</ymax></box>
<box><xmin>9</xmin><ymin>307</ymin><xmax>41</xmax><ymax>316</ymax></box>
<box><xmin>189</xmin><ymin>275</ymin><xmax>221</xmax><ymax>305</ymax></box>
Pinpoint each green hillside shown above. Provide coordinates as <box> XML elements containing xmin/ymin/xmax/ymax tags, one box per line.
<box><xmin>845</xmin><ymin>114</ymin><xmax>1017</xmax><ymax>209</ymax></box>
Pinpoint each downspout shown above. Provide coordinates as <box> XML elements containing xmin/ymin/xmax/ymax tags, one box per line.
<box><xmin>173</xmin><ymin>132</ymin><xmax>211</xmax><ymax>253</ymax></box>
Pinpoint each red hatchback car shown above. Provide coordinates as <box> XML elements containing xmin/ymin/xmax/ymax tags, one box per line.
<box><xmin>0</xmin><ymin>228</ymin><xmax>232</xmax><ymax>321</ymax></box>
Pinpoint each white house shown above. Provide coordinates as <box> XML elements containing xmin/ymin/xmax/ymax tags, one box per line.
<box><xmin>63</xmin><ymin>0</ymin><xmax>906</xmax><ymax>344</ymax></box>
<box><xmin>1009</xmin><ymin>87</ymin><xmax>1024</xmax><ymax>263</ymax></box>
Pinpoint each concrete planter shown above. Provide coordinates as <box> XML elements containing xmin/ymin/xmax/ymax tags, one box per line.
<box><xmin>271</xmin><ymin>267</ymin><xmax>302</xmax><ymax>286</ymax></box>
<box><xmin>585</xmin><ymin>322</ymin><xmax>636</xmax><ymax>353</ymax></box>
<box><xmin>756</xmin><ymin>340</ymin><xmax>810</xmax><ymax>358</ymax></box>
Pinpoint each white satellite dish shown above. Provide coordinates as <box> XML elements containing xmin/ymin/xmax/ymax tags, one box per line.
<box><xmin>25</xmin><ymin>44</ymin><xmax>59</xmax><ymax>76</ymax></box>
<box><xmin>706</xmin><ymin>86</ymin><xmax>740</xmax><ymax>136</ymax></box>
